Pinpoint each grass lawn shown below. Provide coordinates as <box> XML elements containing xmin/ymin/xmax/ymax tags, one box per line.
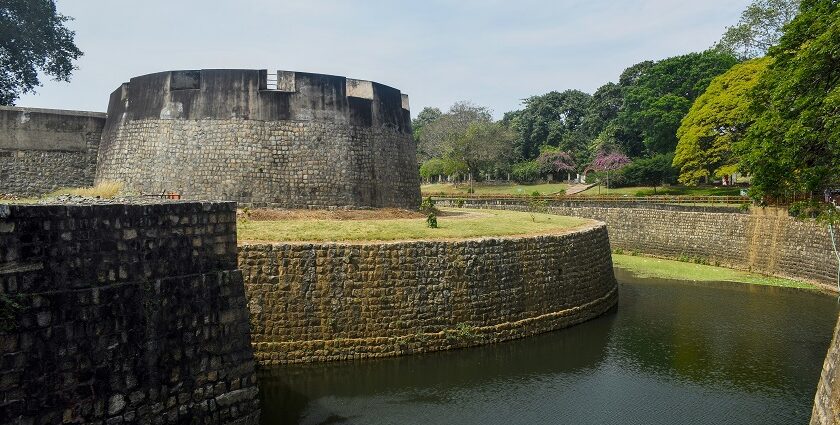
<box><xmin>612</xmin><ymin>253</ymin><xmax>816</xmax><ymax>290</ymax></box>
<box><xmin>576</xmin><ymin>185</ymin><xmax>744</xmax><ymax>197</ymax></box>
<box><xmin>238</xmin><ymin>208</ymin><xmax>589</xmax><ymax>243</ymax></box>
<box><xmin>421</xmin><ymin>183</ymin><xmax>569</xmax><ymax>196</ymax></box>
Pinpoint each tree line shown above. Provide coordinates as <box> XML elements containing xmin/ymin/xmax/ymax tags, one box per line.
<box><xmin>416</xmin><ymin>0</ymin><xmax>838</xmax><ymax>202</ymax></box>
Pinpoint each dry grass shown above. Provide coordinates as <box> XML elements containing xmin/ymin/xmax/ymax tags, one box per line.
<box><xmin>238</xmin><ymin>207</ymin><xmax>589</xmax><ymax>243</ymax></box>
<box><xmin>47</xmin><ymin>181</ymin><xmax>124</xmax><ymax>198</ymax></box>
<box><xmin>241</xmin><ymin>208</ymin><xmax>426</xmax><ymax>221</ymax></box>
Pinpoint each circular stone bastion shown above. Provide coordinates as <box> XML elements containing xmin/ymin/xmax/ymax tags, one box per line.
<box><xmin>95</xmin><ymin>69</ymin><xmax>420</xmax><ymax>209</ymax></box>
<box><xmin>237</xmin><ymin>218</ymin><xmax>618</xmax><ymax>364</ymax></box>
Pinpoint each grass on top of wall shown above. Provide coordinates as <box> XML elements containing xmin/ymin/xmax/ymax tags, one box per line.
<box><xmin>612</xmin><ymin>253</ymin><xmax>817</xmax><ymax>290</ymax></box>
<box><xmin>421</xmin><ymin>183</ymin><xmax>569</xmax><ymax>196</ymax></box>
<box><xmin>237</xmin><ymin>208</ymin><xmax>589</xmax><ymax>243</ymax></box>
<box><xmin>46</xmin><ymin>181</ymin><xmax>123</xmax><ymax>198</ymax></box>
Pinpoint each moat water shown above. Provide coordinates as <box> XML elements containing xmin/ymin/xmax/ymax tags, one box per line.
<box><xmin>257</xmin><ymin>269</ymin><xmax>840</xmax><ymax>425</ymax></box>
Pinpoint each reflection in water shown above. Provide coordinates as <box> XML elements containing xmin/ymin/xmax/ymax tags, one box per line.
<box><xmin>259</xmin><ymin>269</ymin><xmax>839</xmax><ymax>425</ymax></box>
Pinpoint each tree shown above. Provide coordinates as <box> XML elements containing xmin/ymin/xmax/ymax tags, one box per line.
<box><xmin>419</xmin><ymin>158</ymin><xmax>446</xmax><ymax>183</ymax></box>
<box><xmin>537</xmin><ymin>149</ymin><xmax>576</xmax><ymax>181</ymax></box>
<box><xmin>618</xmin><ymin>51</ymin><xmax>739</xmax><ymax>155</ymax></box>
<box><xmin>413</xmin><ymin>107</ymin><xmax>443</xmax><ymax>160</ymax></box>
<box><xmin>513</xmin><ymin>90</ymin><xmax>593</xmax><ymax>160</ymax></box>
<box><xmin>620</xmin><ymin>153</ymin><xmax>678</xmax><ymax>192</ymax></box>
<box><xmin>510</xmin><ymin>161</ymin><xmax>541</xmax><ymax>183</ymax></box>
<box><xmin>674</xmin><ymin>58</ymin><xmax>771</xmax><ymax>185</ymax></box>
<box><xmin>0</xmin><ymin>0</ymin><xmax>82</xmax><ymax>105</ymax></box>
<box><xmin>418</xmin><ymin>101</ymin><xmax>492</xmax><ymax>161</ymax></box>
<box><xmin>582</xmin><ymin>82</ymin><xmax>623</xmax><ymax>138</ymax></box>
<box><xmin>448</xmin><ymin>121</ymin><xmax>515</xmax><ymax>181</ymax></box>
<box><xmin>590</xmin><ymin>150</ymin><xmax>631</xmax><ymax>189</ymax></box>
<box><xmin>736</xmin><ymin>0</ymin><xmax>840</xmax><ymax>201</ymax></box>
<box><xmin>715</xmin><ymin>0</ymin><xmax>800</xmax><ymax>60</ymax></box>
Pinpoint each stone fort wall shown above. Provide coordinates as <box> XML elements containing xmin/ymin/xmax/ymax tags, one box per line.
<box><xmin>238</xmin><ymin>221</ymin><xmax>618</xmax><ymax>364</ymax></box>
<box><xmin>0</xmin><ymin>106</ymin><xmax>105</xmax><ymax>196</ymax></box>
<box><xmin>95</xmin><ymin>69</ymin><xmax>421</xmax><ymax>209</ymax></box>
<box><xmin>439</xmin><ymin>199</ymin><xmax>840</xmax><ymax>290</ymax></box>
<box><xmin>812</xmin><ymin>315</ymin><xmax>840</xmax><ymax>425</ymax></box>
<box><xmin>0</xmin><ymin>201</ymin><xmax>260</xmax><ymax>424</ymax></box>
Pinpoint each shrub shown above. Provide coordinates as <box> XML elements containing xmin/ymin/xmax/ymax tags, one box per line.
<box><xmin>511</xmin><ymin>161</ymin><xmax>541</xmax><ymax>183</ymax></box>
<box><xmin>426</xmin><ymin>212</ymin><xmax>438</xmax><ymax>228</ymax></box>
<box><xmin>419</xmin><ymin>196</ymin><xmax>438</xmax><ymax>215</ymax></box>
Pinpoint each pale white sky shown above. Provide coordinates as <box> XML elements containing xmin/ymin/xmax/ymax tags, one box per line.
<box><xmin>16</xmin><ymin>0</ymin><xmax>750</xmax><ymax>118</ymax></box>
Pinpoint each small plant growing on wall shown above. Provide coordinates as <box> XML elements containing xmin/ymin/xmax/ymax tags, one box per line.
<box><xmin>0</xmin><ymin>293</ymin><xmax>23</xmax><ymax>332</ymax></box>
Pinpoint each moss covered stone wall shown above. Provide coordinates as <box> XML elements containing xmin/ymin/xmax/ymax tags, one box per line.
<box><xmin>238</xmin><ymin>221</ymin><xmax>618</xmax><ymax>364</ymax></box>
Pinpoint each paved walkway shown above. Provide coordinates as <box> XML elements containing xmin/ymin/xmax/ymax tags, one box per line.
<box><xmin>566</xmin><ymin>183</ymin><xmax>596</xmax><ymax>195</ymax></box>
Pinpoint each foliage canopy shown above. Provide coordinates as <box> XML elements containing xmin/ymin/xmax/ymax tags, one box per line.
<box><xmin>737</xmin><ymin>0</ymin><xmax>840</xmax><ymax>199</ymax></box>
<box><xmin>0</xmin><ymin>0</ymin><xmax>82</xmax><ymax>105</ymax></box>
<box><xmin>674</xmin><ymin>58</ymin><xmax>771</xmax><ymax>184</ymax></box>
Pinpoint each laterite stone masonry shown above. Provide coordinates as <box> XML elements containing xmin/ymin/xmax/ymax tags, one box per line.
<box><xmin>238</xmin><ymin>221</ymin><xmax>618</xmax><ymax>364</ymax></box>
<box><xmin>0</xmin><ymin>201</ymin><xmax>260</xmax><ymax>424</ymax></box>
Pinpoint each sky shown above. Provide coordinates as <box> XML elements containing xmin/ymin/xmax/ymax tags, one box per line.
<box><xmin>16</xmin><ymin>0</ymin><xmax>751</xmax><ymax>119</ymax></box>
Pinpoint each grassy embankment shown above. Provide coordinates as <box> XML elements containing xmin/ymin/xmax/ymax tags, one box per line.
<box><xmin>421</xmin><ymin>183</ymin><xmax>568</xmax><ymax>196</ymax></box>
<box><xmin>613</xmin><ymin>253</ymin><xmax>817</xmax><ymax>290</ymax></box>
<box><xmin>237</xmin><ymin>208</ymin><xmax>588</xmax><ymax>243</ymax></box>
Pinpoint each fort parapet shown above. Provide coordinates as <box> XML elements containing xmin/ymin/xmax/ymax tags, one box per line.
<box><xmin>0</xmin><ymin>106</ymin><xmax>105</xmax><ymax>196</ymax></box>
<box><xmin>95</xmin><ymin>69</ymin><xmax>420</xmax><ymax>209</ymax></box>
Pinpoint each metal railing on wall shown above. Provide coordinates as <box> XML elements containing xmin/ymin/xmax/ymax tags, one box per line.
<box><xmin>141</xmin><ymin>192</ymin><xmax>182</xmax><ymax>200</ymax></box>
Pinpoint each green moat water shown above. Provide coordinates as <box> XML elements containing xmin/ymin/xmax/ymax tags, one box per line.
<box><xmin>257</xmin><ymin>269</ymin><xmax>839</xmax><ymax>425</ymax></box>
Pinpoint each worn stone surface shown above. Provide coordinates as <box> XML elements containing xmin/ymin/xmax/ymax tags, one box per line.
<box><xmin>239</xmin><ymin>221</ymin><xmax>618</xmax><ymax>364</ymax></box>
<box><xmin>0</xmin><ymin>201</ymin><xmax>260</xmax><ymax>424</ymax></box>
<box><xmin>812</xmin><ymin>315</ymin><xmax>840</xmax><ymax>425</ymax></box>
<box><xmin>441</xmin><ymin>200</ymin><xmax>840</xmax><ymax>290</ymax></box>
<box><xmin>0</xmin><ymin>106</ymin><xmax>105</xmax><ymax>196</ymax></box>
<box><xmin>95</xmin><ymin>69</ymin><xmax>421</xmax><ymax>209</ymax></box>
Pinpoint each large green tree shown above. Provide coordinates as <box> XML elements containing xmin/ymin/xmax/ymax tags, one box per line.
<box><xmin>715</xmin><ymin>0</ymin><xmax>800</xmax><ymax>60</ymax></box>
<box><xmin>0</xmin><ymin>0</ymin><xmax>82</xmax><ymax>105</ymax></box>
<box><xmin>736</xmin><ymin>0</ymin><xmax>840</xmax><ymax>200</ymax></box>
<box><xmin>617</xmin><ymin>51</ymin><xmax>739</xmax><ymax>155</ymax></box>
<box><xmin>674</xmin><ymin>58</ymin><xmax>771</xmax><ymax>184</ymax></box>
<box><xmin>412</xmin><ymin>107</ymin><xmax>443</xmax><ymax>161</ymax></box>
<box><xmin>417</xmin><ymin>101</ymin><xmax>492</xmax><ymax>161</ymax></box>
<box><xmin>511</xmin><ymin>89</ymin><xmax>593</xmax><ymax>160</ymax></box>
<box><xmin>447</xmin><ymin>121</ymin><xmax>515</xmax><ymax>180</ymax></box>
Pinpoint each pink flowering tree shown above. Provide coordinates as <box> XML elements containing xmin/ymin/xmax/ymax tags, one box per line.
<box><xmin>537</xmin><ymin>151</ymin><xmax>577</xmax><ymax>181</ymax></box>
<box><xmin>591</xmin><ymin>150</ymin><xmax>631</xmax><ymax>190</ymax></box>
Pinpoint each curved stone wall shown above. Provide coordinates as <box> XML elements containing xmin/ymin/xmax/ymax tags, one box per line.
<box><xmin>439</xmin><ymin>199</ymin><xmax>840</xmax><ymax>291</ymax></box>
<box><xmin>96</xmin><ymin>69</ymin><xmax>420</xmax><ymax>209</ymax></box>
<box><xmin>238</xmin><ymin>221</ymin><xmax>618</xmax><ymax>364</ymax></box>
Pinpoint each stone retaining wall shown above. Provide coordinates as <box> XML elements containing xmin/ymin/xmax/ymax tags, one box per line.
<box><xmin>441</xmin><ymin>200</ymin><xmax>840</xmax><ymax>290</ymax></box>
<box><xmin>812</xmin><ymin>315</ymin><xmax>840</xmax><ymax>425</ymax></box>
<box><xmin>0</xmin><ymin>202</ymin><xmax>260</xmax><ymax>424</ymax></box>
<box><xmin>238</xmin><ymin>221</ymin><xmax>618</xmax><ymax>364</ymax></box>
<box><xmin>0</xmin><ymin>106</ymin><xmax>105</xmax><ymax>196</ymax></box>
